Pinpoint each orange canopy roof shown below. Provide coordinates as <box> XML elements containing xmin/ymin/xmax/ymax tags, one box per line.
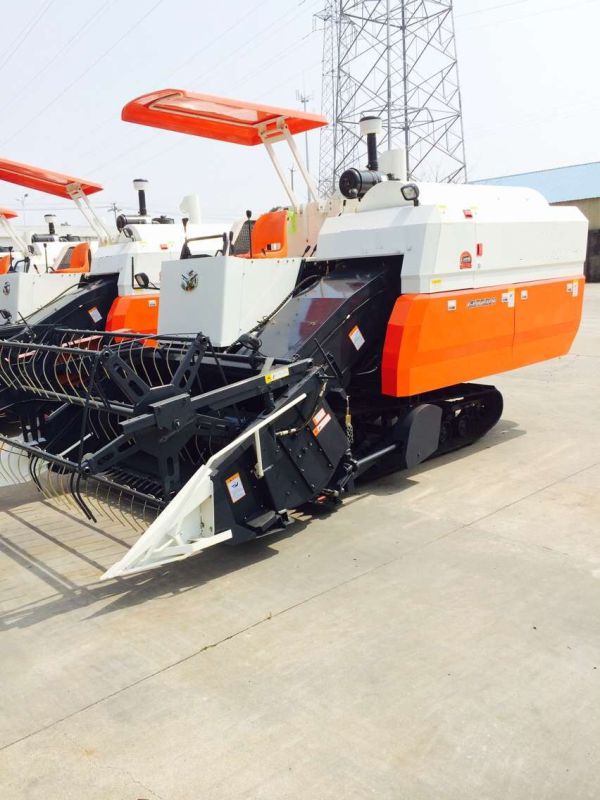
<box><xmin>0</xmin><ymin>207</ymin><xmax>18</xmax><ymax>219</ymax></box>
<box><xmin>122</xmin><ymin>89</ymin><xmax>328</xmax><ymax>146</ymax></box>
<box><xmin>0</xmin><ymin>159</ymin><xmax>102</xmax><ymax>198</ymax></box>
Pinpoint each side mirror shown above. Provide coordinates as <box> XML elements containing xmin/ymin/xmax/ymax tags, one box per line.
<box><xmin>134</xmin><ymin>272</ymin><xmax>150</xmax><ymax>289</ymax></box>
<box><xmin>401</xmin><ymin>183</ymin><xmax>420</xmax><ymax>206</ymax></box>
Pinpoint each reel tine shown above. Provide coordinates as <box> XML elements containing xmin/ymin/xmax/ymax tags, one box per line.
<box><xmin>95</xmin><ymin>480</ymin><xmax>125</xmax><ymax>528</ymax></box>
<box><xmin>14</xmin><ymin>347</ymin><xmax>31</xmax><ymax>396</ymax></box>
<box><xmin>51</xmin><ymin>346</ymin><xmax>63</xmax><ymax>397</ymax></box>
<box><xmin>0</xmin><ymin>440</ymin><xmax>11</xmax><ymax>484</ymax></box>
<box><xmin>0</xmin><ymin>440</ymin><xmax>23</xmax><ymax>484</ymax></box>
<box><xmin>35</xmin><ymin>348</ymin><xmax>49</xmax><ymax>397</ymax></box>
<box><xmin>0</xmin><ymin>346</ymin><xmax>16</xmax><ymax>390</ymax></box>
<box><xmin>57</xmin><ymin>470</ymin><xmax>79</xmax><ymax>516</ymax></box>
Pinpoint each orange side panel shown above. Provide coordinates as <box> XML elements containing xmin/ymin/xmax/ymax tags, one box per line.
<box><xmin>0</xmin><ymin>255</ymin><xmax>10</xmax><ymax>275</ymax></box>
<box><xmin>513</xmin><ymin>278</ymin><xmax>584</xmax><ymax>368</ymax></box>
<box><xmin>382</xmin><ymin>277</ymin><xmax>584</xmax><ymax>398</ymax></box>
<box><xmin>106</xmin><ymin>295</ymin><xmax>160</xmax><ymax>335</ymax></box>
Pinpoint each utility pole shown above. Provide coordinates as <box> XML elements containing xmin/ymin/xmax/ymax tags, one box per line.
<box><xmin>17</xmin><ymin>192</ymin><xmax>29</xmax><ymax>227</ymax></box>
<box><xmin>289</xmin><ymin>166</ymin><xmax>296</xmax><ymax>192</ymax></box>
<box><xmin>317</xmin><ymin>1</ymin><xmax>467</xmax><ymax>195</ymax></box>
<box><xmin>296</xmin><ymin>89</ymin><xmax>313</xmax><ymax>202</ymax></box>
<box><xmin>108</xmin><ymin>202</ymin><xmax>121</xmax><ymax>225</ymax></box>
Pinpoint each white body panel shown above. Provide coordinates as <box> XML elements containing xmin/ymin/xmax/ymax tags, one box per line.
<box><xmin>158</xmin><ymin>254</ymin><xmax>302</xmax><ymax>345</ymax></box>
<box><xmin>0</xmin><ymin>272</ymin><xmax>83</xmax><ymax>322</ymax></box>
<box><xmin>0</xmin><ymin>238</ymin><xmax>80</xmax><ymax>273</ymax></box>
<box><xmin>315</xmin><ymin>182</ymin><xmax>587</xmax><ymax>293</ymax></box>
<box><xmin>0</xmin><ymin>222</ymin><xmax>229</xmax><ymax>324</ymax></box>
<box><xmin>92</xmin><ymin>221</ymin><xmax>229</xmax><ymax>296</ymax></box>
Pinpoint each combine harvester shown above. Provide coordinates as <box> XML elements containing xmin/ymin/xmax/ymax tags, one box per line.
<box><xmin>0</xmin><ymin>89</ymin><xmax>587</xmax><ymax>580</ymax></box>
<box><xmin>0</xmin><ymin>160</ymin><xmax>230</xmax><ymax>419</ymax></box>
<box><xmin>0</xmin><ymin>159</ymin><xmax>106</xmax><ymax>323</ymax></box>
<box><xmin>0</xmin><ymin>204</ymin><xmax>91</xmax><ymax>285</ymax></box>
<box><xmin>0</xmin><ymin>157</ymin><xmax>230</xmax><ymax>332</ymax></box>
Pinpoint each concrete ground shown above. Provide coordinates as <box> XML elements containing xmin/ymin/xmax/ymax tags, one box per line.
<box><xmin>1</xmin><ymin>287</ymin><xmax>599</xmax><ymax>800</ymax></box>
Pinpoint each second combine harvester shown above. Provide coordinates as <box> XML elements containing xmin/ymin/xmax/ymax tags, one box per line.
<box><xmin>0</xmin><ymin>90</ymin><xmax>588</xmax><ymax>579</ymax></box>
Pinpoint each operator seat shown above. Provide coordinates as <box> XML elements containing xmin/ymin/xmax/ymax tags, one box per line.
<box><xmin>0</xmin><ymin>255</ymin><xmax>10</xmax><ymax>275</ymax></box>
<box><xmin>243</xmin><ymin>209</ymin><xmax>288</xmax><ymax>258</ymax></box>
<box><xmin>55</xmin><ymin>242</ymin><xmax>91</xmax><ymax>273</ymax></box>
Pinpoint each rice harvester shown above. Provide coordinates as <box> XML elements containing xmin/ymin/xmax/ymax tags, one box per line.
<box><xmin>0</xmin><ymin>89</ymin><xmax>587</xmax><ymax>580</ymax></box>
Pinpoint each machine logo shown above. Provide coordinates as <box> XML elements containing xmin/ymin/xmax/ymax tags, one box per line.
<box><xmin>467</xmin><ymin>297</ymin><xmax>496</xmax><ymax>309</ymax></box>
<box><xmin>459</xmin><ymin>251</ymin><xmax>473</xmax><ymax>269</ymax></box>
<box><xmin>2</xmin><ymin>282</ymin><xmax>10</xmax><ymax>296</ymax></box>
<box><xmin>181</xmin><ymin>270</ymin><xmax>198</xmax><ymax>292</ymax></box>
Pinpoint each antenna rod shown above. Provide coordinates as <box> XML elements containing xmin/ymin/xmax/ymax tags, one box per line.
<box><xmin>296</xmin><ymin>89</ymin><xmax>313</xmax><ymax>202</ymax></box>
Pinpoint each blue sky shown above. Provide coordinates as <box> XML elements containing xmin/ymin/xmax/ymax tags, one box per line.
<box><xmin>1</xmin><ymin>0</ymin><xmax>599</xmax><ymax>226</ymax></box>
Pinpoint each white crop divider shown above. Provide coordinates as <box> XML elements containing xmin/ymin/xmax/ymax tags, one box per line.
<box><xmin>103</xmin><ymin>391</ymin><xmax>308</xmax><ymax>578</ymax></box>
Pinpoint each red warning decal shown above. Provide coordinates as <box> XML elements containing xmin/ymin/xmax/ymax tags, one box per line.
<box><xmin>312</xmin><ymin>408</ymin><xmax>331</xmax><ymax>437</ymax></box>
<box><xmin>459</xmin><ymin>251</ymin><xmax>473</xmax><ymax>270</ymax></box>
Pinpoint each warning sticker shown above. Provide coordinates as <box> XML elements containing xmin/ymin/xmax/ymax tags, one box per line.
<box><xmin>312</xmin><ymin>408</ymin><xmax>326</xmax><ymax>426</ymax></box>
<box><xmin>459</xmin><ymin>251</ymin><xmax>473</xmax><ymax>270</ymax></box>
<box><xmin>264</xmin><ymin>366</ymin><xmax>290</xmax><ymax>384</ymax></box>
<box><xmin>225</xmin><ymin>472</ymin><xmax>246</xmax><ymax>503</ymax></box>
<box><xmin>348</xmin><ymin>325</ymin><xmax>365</xmax><ymax>350</ymax></box>
<box><xmin>88</xmin><ymin>306</ymin><xmax>102</xmax><ymax>323</ymax></box>
<box><xmin>312</xmin><ymin>410</ymin><xmax>331</xmax><ymax>438</ymax></box>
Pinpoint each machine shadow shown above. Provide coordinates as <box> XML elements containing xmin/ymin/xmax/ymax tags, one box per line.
<box><xmin>0</xmin><ymin>518</ymin><xmax>309</xmax><ymax>632</ymax></box>
<box><xmin>0</xmin><ymin>420</ymin><xmax>523</xmax><ymax>631</ymax></box>
<box><xmin>0</xmin><ymin>481</ymin><xmax>42</xmax><ymax>511</ymax></box>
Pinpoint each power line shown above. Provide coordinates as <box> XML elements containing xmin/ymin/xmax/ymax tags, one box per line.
<box><xmin>189</xmin><ymin>0</ymin><xmax>323</xmax><ymax>85</ymax></box>
<box><xmin>86</xmin><ymin>22</ymin><xmax>320</xmax><ymax>178</ymax></box>
<box><xmin>0</xmin><ymin>0</ymin><xmax>167</xmax><ymax>148</ymax></box>
<box><xmin>456</xmin><ymin>0</ymin><xmax>533</xmax><ymax>19</ymax></box>
<box><xmin>461</xmin><ymin>0</ymin><xmax>598</xmax><ymax>29</ymax></box>
<box><xmin>165</xmin><ymin>0</ymin><xmax>271</xmax><ymax>80</ymax></box>
<box><xmin>0</xmin><ymin>0</ymin><xmax>58</xmax><ymax>74</ymax></box>
<box><xmin>94</xmin><ymin>47</ymin><xmax>322</xmax><ymax>186</ymax></box>
<box><xmin>58</xmin><ymin>0</ymin><xmax>321</xmax><ymax>167</ymax></box>
<box><xmin>3</xmin><ymin>0</ymin><xmax>118</xmax><ymax>110</ymax></box>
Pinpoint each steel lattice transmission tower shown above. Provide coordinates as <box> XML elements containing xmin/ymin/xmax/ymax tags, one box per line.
<box><xmin>317</xmin><ymin>0</ymin><xmax>467</xmax><ymax>195</ymax></box>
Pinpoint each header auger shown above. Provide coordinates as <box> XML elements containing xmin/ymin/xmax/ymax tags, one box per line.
<box><xmin>0</xmin><ymin>89</ymin><xmax>588</xmax><ymax>579</ymax></box>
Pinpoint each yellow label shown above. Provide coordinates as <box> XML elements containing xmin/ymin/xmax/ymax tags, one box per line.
<box><xmin>264</xmin><ymin>366</ymin><xmax>290</xmax><ymax>384</ymax></box>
